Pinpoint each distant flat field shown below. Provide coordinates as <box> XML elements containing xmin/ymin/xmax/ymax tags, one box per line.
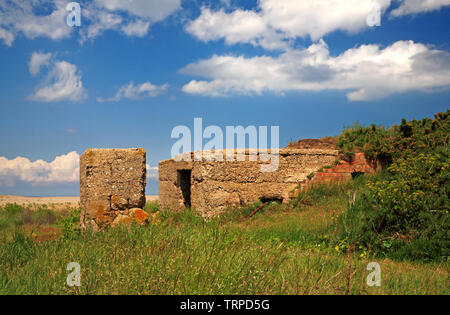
<box><xmin>0</xmin><ymin>195</ymin><xmax>159</xmax><ymax>209</ymax></box>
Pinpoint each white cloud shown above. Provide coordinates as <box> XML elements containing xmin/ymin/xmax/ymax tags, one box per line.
<box><xmin>29</xmin><ymin>58</ymin><xmax>87</xmax><ymax>103</ymax></box>
<box><xmin>260</xmin><ymin>0</ymin><xmax>391</xmax><ymax>40</ymax></box>
<box><xmin>0</xmin><ymin>27</ymin><xmax>14</xmax><ymax>46</ymax></box>
<box><xmin>186</xmin><ymin>0</ymin><xmax>391</xmax><ymax>49</ymax></box>
<box><xmin>391</xmin><ymin>0</ymin><xmax>450</xmax><ymax>17</ymax></box>
<box><xmin>82</xmin><ymin>8</ymin><xmax>123</xmax><ymax>41</ymax></box>
<box><xmin>122</xmin><ymin>20</ymin><xmax>151</xmax><ymax>37</ymax></box>
<box><xmin>181</xmin><ymin>40</ymin><xmax>450</xmax><ymax>101</ymax></box>
<box><xmin>186</xmin><ymin>7</ymin><xmax>288</xmax><ymax>51</ymax></box>
<box><xmin>186</xmin><ymin>8</ymin><xmax>288</xmax><ymax>50</ymax></box>
<box><xmin>29</xmin><ymin>52</ymin><xmax>52</xmax><ymax>76</ymax></box>
<box><xmin>0</xmin><ymin>0</ymin><xmax>73</xmax><ymax>46</ymax></box>
<box><xmin>98</xmin><ymin>81</ymin><xmax>169</xmax><ymax>102</ymax></box>
<box><xmin>81</xmin><ymin>0</ymin><xmax>181</xmax><ymax>41</ymax></box>
<box><xmin>0</xmin><ymin>152</ymin><xmax>80</xmax><ymax>186</ymax></box>
<box><xmin>94</xmin><ymin>0</ymin><xmax>181</xmax><ymax>22</ymax></box>
<box><xmin>0</xmin><ymin>0</ymin><xmax>181</xmax><ymax>46</ymax></box>
<box><xmin>0</xmin><ymin>151</ymin><xmax>159</xmax><ymax>187</ymax></box>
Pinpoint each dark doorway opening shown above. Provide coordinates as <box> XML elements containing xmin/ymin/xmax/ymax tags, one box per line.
<box><xmin>178</xmin><ymin>170</ymin><xmax>192</xmax><ymax>208</ymax></box>
<box><xmin>351</xmin><ymin>171</ymin><xmax>364</xmax><ymax>179</ymax></box>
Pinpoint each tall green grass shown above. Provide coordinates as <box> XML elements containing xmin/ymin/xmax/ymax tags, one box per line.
<box><xmin>0</xmin><ymin>198</ymin><xmax>447</xmax><ymax>295</ymax></box>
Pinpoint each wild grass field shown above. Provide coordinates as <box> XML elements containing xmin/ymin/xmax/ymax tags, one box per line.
<box><xmin>0</xmin><ymin>179</ymin><xmax>448</xmax><ymax>295</ymax></box>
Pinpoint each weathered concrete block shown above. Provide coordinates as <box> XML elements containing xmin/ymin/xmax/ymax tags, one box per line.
<box><xmin>159</xmin><ymin>148</ymin><xmax>339</xmax><ymax>218</ymax></box>
<box><xmin>80</xmin><ymin>148</ymin><xmax>146</xmax><ymax>229</ymax></box>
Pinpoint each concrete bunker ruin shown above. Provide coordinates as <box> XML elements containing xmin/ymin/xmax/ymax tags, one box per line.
<box><xmin>79</xmin><ymin>147</ymin><xmax>377</xmax><ymax>225</ymax></box>
<box><xmin>159</xmin><ymin>148</ymin><xmax>341</xmax><ymax>218</ymax></box>
<box><xmin>80</xmin><ymin>148</ymin><xmax>147</xmax><ymax>229</ymax></box>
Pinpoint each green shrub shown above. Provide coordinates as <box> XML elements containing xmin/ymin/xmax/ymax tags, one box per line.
<box><xmin>334</xmin><ymin>111</ymin><xmax>449</xmax><ymax>262</ymax></box>
<box><xmin>337</xmin><ymin>122</ymin><xmax>392</xmax><ymax>163</ymax></box>
<box><xmin>337</xmin><ymin>110</ymin><xmax>450</xmax><ymax>166</ymax></box>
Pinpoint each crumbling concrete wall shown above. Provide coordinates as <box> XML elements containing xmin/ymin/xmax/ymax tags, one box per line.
<box><xmin>80</xmin><ymin>148</ymin><xmax>147</xmax><ymax>229</ymax></box>
<box><xmin>159</xmin><ymin>149</ymin><xmax>339</xmax><ymax>217</ymax></box>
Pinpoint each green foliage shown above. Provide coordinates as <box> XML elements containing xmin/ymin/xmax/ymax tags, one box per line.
<box><xmin>335</xmin><ymin>111</ymin><xmax>450</xmax><ymax>262</ymax></box>
<box><xmin>57</xmin><ymin>208</ymin><xmax>81</xmax><ymax>240</ymax></box>
<box><xmin>337</xmin><ymin>110</ymin><xmax>450</xmax><ymax>165</ymax></box>
<box><xmin>338</xmin><ymin>122</ymin><xmax>392</xmax><ymax>163</ymax></box>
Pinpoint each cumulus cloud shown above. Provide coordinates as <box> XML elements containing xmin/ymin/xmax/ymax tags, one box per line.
<box><xmin>391</xmin><ymin>0</ymin><xmax>450</xmax><ymax>17</ymax></box>
<box><xmin>29</xmin><ymin>52</ymin><xmax>52</xmax><ymax>76</ymax></box>
<box><xmin>29</xmin><ymin>56</ymin><xmax>86</xmax><ymax>103</ymax></box>
<box><xmin>121</xmin><ymin>20</ymin><xmax>151</xmax><ymax>37</ymax></box>
<box><xmin>81</xmin><ymin>7</ymin><xmax>123</xmax><ymax>40</ymax></box>
<box><xmin>186</xmin><ymin>1</ymin><xmax>450</xmax><ymax>50</ymax></box>
<box><xmin>186</xmin><ymin>0</ymin><xmax>391</xmax><ymax>49</ymax></box>
<box><xmin>0</xmin><ymin>0</ymin><xmax>181</xmax><ymax>46</ymax></box>
<box><xmin>0</xmin><ymin>152</ymin><xmax>159</xmax><ymax>187</ymax></box>
<box><xmin>0</xmin><ymin>0</ymin><xmax>73</xmax><ymax>47</ymax></box>
<box><xmin>81</xmin><ymin>0</ymin><xmax>181</xmax><ymax>42</ymax></box>
<box><xmin>186</xmin><ymin>7</ymin><xmax>288</xmax><ymax>51</ymax></box>
<box><xmin>97</xmin><ymin>81</ymin><xmax>168</xmax><ymax>102</ymax></box>
<box><xmin>0</xmin><ymin>152</ymin><xmax>80</xmax><ymax>187</ymax></box>
<box><xmin>94</xmin><ymin>0</ymin><xmax>181</xmax><ymax>22</ymax></box>
<box><xmin>181</xmin><ymin>40</ymin><xmax>450</xmax><ymax>101</ymax></box>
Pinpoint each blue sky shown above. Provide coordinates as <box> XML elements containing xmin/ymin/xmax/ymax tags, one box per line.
<box><xmin>0</xmin><ymin>0</ymin><xmax>449</xmax><ymax>196</ymax></box>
